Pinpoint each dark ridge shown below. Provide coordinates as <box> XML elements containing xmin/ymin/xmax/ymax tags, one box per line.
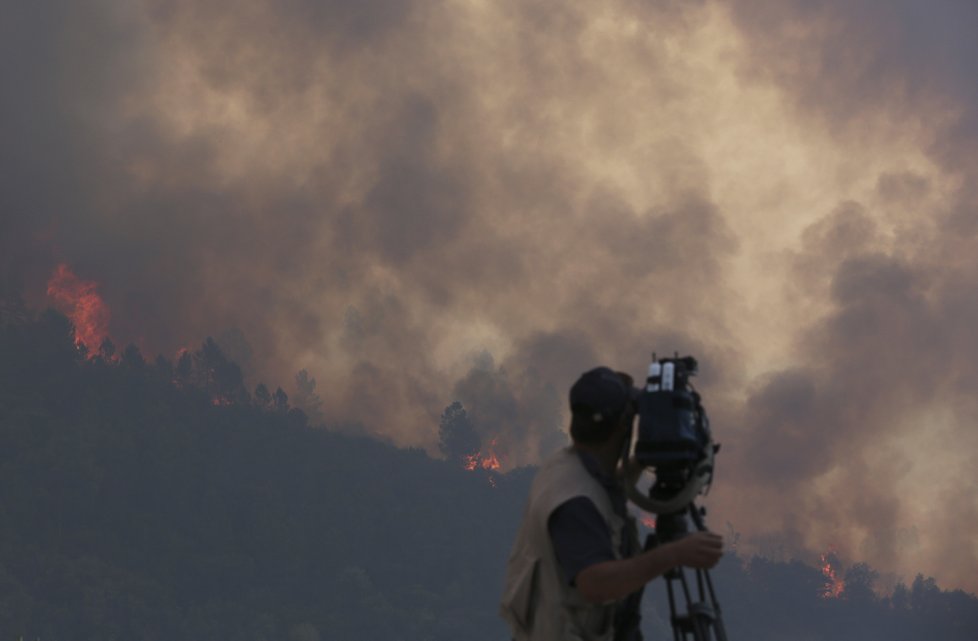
<box><xmin>0</xmin><ymin>308</ymin><xmax>975</xmax><ymax>640</ymax></box>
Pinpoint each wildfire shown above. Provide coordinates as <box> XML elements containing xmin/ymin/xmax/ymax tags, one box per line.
<box><xmin>46</xmin><ymin>263</ymin><xmax>111</xmax><ymax>358</ymax></box>
<box><xmin>39</xmin><ymin>269</ymin><xmax>241</xmax><ymax>410</ymax></box>
<box><xmin>462</xmin><ymin>439</ymin><xmax>502</xmax><ymax>488</ymax></box>
<box><xmin>463</xmin><ymin>439</ymin><xmax>502</xmax><ymax>472</ymax></box>
<box><xmin>819</xmin><ymin>552</ymin><xmax>846</xmax><ymax>599</ymax></box>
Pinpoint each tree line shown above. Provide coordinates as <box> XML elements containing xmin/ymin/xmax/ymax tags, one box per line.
<box><xmin>0</xmin><ymin>308</ymin><xmax>974</xmax><ymax>640</ymax></box>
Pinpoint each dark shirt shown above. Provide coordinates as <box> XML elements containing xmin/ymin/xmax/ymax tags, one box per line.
<box><xmin>547</xmin><ymin>449</ymin><xmax>643</xmax><ymax>641</ymax></box>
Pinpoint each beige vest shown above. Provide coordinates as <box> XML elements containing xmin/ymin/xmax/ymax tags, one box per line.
<box><xmin>500</xmin><ymin>447</ymin><xmax>633</xmax><ymax>641</ymax></box>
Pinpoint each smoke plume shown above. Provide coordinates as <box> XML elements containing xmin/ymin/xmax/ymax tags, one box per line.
<box><xmin>2</xmin><ymin>0</ymin><xmax>976</xmax><ymax>592</ymax></box>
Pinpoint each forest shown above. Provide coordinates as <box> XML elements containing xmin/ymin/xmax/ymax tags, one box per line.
<box><xmin>1</xmin><ymin>307</ymin><xmax>976</xmax><ymax>640</ymax></box>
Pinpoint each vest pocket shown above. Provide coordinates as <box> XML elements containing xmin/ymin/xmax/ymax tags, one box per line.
<box><xmin>565</xmin><ymin>600</ymin><xmax>615</xmax><ymax>640</ymax></box>
<box><xmin>501</xmin><ymin>552</ymin><xmax>540</xmax><ymax>634</ymax></box>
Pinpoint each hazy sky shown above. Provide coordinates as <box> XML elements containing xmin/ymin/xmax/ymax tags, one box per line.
<box><xmin>3</xmin><ymin>0</ymin><xmax>976</xmax><ymax>593</ymax></box>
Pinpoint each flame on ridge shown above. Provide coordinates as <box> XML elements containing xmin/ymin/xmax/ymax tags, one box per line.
<box><xmin>820</xmin><ymin>552</ymin><xmax>846</xmax><ymax>599</ymax></box>
<box><xmin>463</xmin><ymin>438</ymin><xmax>502</xmax><ymax>472</ymax></box>
<box><xmin>46</xmin><ymin>263</ymin><xmax>111</xmax><ymax>359</ymax></box>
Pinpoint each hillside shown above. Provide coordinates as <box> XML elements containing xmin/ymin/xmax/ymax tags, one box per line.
<box><xmin>1</xmin><ymin>309</ymin><xmax>975</xmax><ymax>640</ymax></box>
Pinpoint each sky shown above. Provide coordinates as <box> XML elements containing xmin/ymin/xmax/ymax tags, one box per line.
<box><xmin>2</xmin><ymin>0</ymin><xmax>977</xmax><ymax>593</ymax></box>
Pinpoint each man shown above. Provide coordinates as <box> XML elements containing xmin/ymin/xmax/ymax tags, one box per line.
<box><xmin>500</xmin><ymin>366</ymin><xmax>724</xmax><ymax>641</ymax></box>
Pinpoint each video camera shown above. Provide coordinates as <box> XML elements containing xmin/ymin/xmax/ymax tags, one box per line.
<box><xmin>624</xmin><ymin>353</ymin><xmax>729</xmax><ymax>641</ymax></box>
<box><xmin>625</xmin><ymin>353</ymin><xmax>719</xmax><ymax>517</ymax></box>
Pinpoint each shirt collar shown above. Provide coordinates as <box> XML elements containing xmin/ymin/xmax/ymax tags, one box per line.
<box><xmin>574</xmin><ymin>447</ymin><xmax>618</xmax><ymax>490</ymax></box>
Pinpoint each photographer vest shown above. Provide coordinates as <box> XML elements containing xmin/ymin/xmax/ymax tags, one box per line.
<box><xmin>500</xmin><ymin>446</ymin><xmax>627</xmax><ymax>641</ymax></box>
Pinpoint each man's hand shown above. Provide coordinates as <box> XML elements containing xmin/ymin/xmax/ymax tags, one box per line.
<box><xmin>575</xmin><ymin>531</ymin><xmax>724</xmax><ymax>604</ymax></box>
<box><xmin>671</xmin><ymin>531</ymin><xmax>724</xmax><ymax>569</ymax></box>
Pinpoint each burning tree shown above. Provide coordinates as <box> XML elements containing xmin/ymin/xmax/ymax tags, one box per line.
<box><xmin>820</xmin><ymin>551</ymin><xmax>847</xmax><ymax>599</ymax></box>
<box><xmin>45</xmin><ymin>263</ymin><xmax>112</xmax><ymax>359</ymax></box>
<box><xmin>463</xmin><ymin>438</ymin><xmax>501</xmax><ymax>472</ymax></box>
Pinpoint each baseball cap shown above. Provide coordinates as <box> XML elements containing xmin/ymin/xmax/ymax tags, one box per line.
<box><xmin>569</xmin><ymin>366</ymin><xmax>638</xmax><ymax>425</ymax></box>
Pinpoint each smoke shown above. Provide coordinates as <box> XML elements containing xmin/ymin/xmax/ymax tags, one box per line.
<box><xmin>714</xmin><ymin>0</ymin><xmax>978</xmax><ymax>593</ymax></box>
<box><xmin>2</xmin><ymin>0</ymin><xmax>976</xmax><ymax>591</ymax></box>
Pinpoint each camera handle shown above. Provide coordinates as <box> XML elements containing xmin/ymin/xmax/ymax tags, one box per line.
<box><xmin>620</xmin><ymin>444</ymin><xmax>716</xmax><ymax>515</ymax></box>
<box><xmin>619</xmin><ymin>444</ymin><xmax>728</xmax><ymax>641</ymax></box>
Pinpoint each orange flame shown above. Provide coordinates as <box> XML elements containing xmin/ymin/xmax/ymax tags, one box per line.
<box><xmin>46</xmin><ymin>263</ymin><xmax>111</xmax><ymax>358</ymax></box>
<box><xmin>819</xmin><ymin>552</ymin><xmax>846</xmax><ymax>599</ymax></box>
<box><xmin>463</xmin><ymin>439</ymin><xmax>502</xmax><ymax>471</ymax></box>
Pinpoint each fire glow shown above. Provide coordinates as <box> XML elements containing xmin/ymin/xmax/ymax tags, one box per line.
<box><xmin>820</xmin><ymin>552</ymin><xmax>846</xmax><ymax>599</ymax></box>
<box><xmin>46</xmin><ymin>263</ymin><xmax>111</xmax><ymax>358</ymax></box>
<box><xmin>463</xmin><ymin>439</ymin><xmax>501</xmax><ymax>472</ymax></box>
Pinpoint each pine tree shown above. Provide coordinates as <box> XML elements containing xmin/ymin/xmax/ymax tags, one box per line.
<box><xmin>438</xmin><ymin>401</ymin><xmax>481</xmax><ymax>466</ymax></box>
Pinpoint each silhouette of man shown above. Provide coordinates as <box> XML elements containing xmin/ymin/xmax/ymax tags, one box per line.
<box><xmin>500</xmin><ymin>367</ymin><xmax>723</xmax><ymax>641</ymax></box>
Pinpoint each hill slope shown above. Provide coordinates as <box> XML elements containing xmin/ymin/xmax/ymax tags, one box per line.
<box><xmin>1</xmin><ymin>309</ymin><xmax>975</xmax><ymax>640</ymax></box>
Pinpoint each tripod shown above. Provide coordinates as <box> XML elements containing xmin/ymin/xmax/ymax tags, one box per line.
<box><xmin>646</xmin><ymin>503</ymin><xmax>728</xmax><ymax>641</ymax></box>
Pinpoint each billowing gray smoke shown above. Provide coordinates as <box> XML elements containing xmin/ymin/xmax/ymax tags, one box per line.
<box><xmin>2</xmin><ymin>0</ymin><xmax>976</xmax><ymax>593</ymax></box>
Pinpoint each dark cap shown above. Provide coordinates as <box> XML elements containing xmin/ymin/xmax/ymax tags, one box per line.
<box><xmin>569</xmin><ymin>366</ymin><xmax>638</xmax><ymax>425</ymax></box>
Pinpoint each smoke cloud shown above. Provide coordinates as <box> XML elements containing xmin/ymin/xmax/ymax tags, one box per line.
<box><xmin>2</xmin><ymin>0</ymin><xmax>976</xmax><ymax>592</ymax></box>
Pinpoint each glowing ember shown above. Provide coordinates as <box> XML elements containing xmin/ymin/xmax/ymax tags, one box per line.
<box><xmin>820</xmin><ymin>552</ymin><xmax>846</xmax><ymax>599</ymax></box>
<box><xmin>640</xmin><ymin>514</ymin><xmax>656</xmax><ymax>530</ymax></box>
<box><xmin>463</xmin><ymin>439</ymin><xmax>502</xmax><ymax>472</ymax></box>
<box><xmin>46</xmin><ymin>263</ymin><xmax>111</xmax><ymax>358</ymax></box>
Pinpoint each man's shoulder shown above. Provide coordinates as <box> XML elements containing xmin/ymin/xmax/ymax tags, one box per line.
<box><xmin>530</xmin><ymin>447</ymin><xmax>612</xmax><ymax>519</ymax></box>
<box><xmin>549</xmin><ymin>495</ymin><xmax>604</xmax><ymax>524</ymax></box>
<box><xmin>532</xmin><ymin>447</ymin><xmax>589</xmax><ymax>490</ymax></box>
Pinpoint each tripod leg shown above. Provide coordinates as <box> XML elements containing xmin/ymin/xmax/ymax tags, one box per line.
<box><xmin>677</xmin><ymin>567</ymin><xmax>694</xmax><ymax>607</ymax></box>
<box><xmin>702</xmin><ymin>571</ymin><xmax>729</xmax><ymax>641</ymax></box>
<box><xmin>692</xmin><ymin>614</ymin><xmax>710</xmax><ymax>641</ymax></box>
<box><xmin>669</xmin><ymin>567</ymin><xmax>709</xmax><ymax>641</ymax></box>
<box><xmin>674</xmin><ymin>569</ymin><xmax>721</xmax><ymax>641</ymax></box>
<box><xmin>665</xmin><ymin>575</ymin><xmax>682</xmax><ymax>641</ymax></box>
